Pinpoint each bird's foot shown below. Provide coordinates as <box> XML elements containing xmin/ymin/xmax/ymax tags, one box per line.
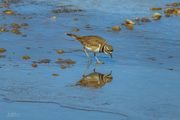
<box><xmin>96</xmin><ymin>60</ymin><xmax>104</xmax><ymax>64</ymax></box>
<box><xmin>86</xmin><ymin>59</ymin><xmax>92</xmax><ymax>68</ymax></box>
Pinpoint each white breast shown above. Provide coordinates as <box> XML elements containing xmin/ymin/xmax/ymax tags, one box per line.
<box><xmin>86</xmin><ymin>46</ymin><xmax>92</xmax><ymax>51</ymax></box>
<box><xmin>86</xmin><ymin>44</ymin><xmax>101</xmax><ymax>53</ymax></box>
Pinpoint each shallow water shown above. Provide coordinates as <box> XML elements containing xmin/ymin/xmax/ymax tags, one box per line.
<box><xmin>0</xmin><ymin>0</ymin><xmax>180</xmax><ymax>120</ymax></box>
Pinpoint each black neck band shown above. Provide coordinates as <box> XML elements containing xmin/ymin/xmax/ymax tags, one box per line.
<box><xmin>102</xmin><ymin>44</ymin><xmax>105</xmax><ymax>53</ymax></box>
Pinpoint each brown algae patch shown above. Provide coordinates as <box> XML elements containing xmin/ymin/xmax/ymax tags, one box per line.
<box><xmin>112</xmin><ymin>25</ymin><xmax>121</xmax><ymax>32</ymax></box>
<box><xmin>11</xmin><ymin>29</ymin><xmax>22</xmax><ymax>35</ymax></box>
<box><xmin>56</xmin><ymin>58</ymin><xmax>76</xmax><ymax>69</ymax></box>
<box><xmin>174</xmin><ymin>8</ymin><xmax>180</xmax><ymax>15</ymax></box>
<box><xmin>11</xmin><ymin>23</ymin><xmax>21</xmax><ymax>29</ymax></box>
<box><xmin>0</xmin><ymin>23</ymin><xmax>29</xmax><ymax>35</ymax></box>
<box><xmin>0</xmin><ymin>48</ymin><xmax>6</xmax><ymax>53</ymax></box>
<box><xmin>0</xmin><ymin>25</ymin><xmax>8</xmax><ymax>32</ymax></box>
<box><xmin>56</xmin><ymin>58</ymin><xmax>76</xmax><ymax>65</ymax></box>
<box><xmin>164</xmin><ymin>8</ymin><xmax>180</xmax><ymax>16</ymax></box>
<box><xmin>152</xmin><ymin>13</ymin><xmax>162</xmax><ymax>20</ymax></box>
<box><xmin>33</xmin><ymin>59</ymin><xmax>51</xmax><ymax>64</ymax></box>
<box><xmin>56</xmin><ymin>49</ymin><xmax>64</xmax><ymax>54</ymax></box>
<box><xmin>3</xmin><ymin>9</ymin><xmax>15</xmax><ymax>15</ymax></box>
<box><xmin>150</xmin><ymin>8</ymin><xmax>162</xmax><ymax>11</ymax></box>
<box><xmin>123</xmin><ymin>19</ymin><xmax>135</xmax><ymax>30</ymax></box>
<box><xmin>31</xmin><ymin>63</ymin><xmax>38</xmax><ymax>68</ymax></box>
<box><xmin>22</xmin><ymin>55</ymin><xmax>31</xmax><ymax>60</ymax></box>
<box><xmin>141</xmin><ymin>17</ymin><xmax>151</xmax><ymax>22</ymax></box>
<box><xmin>52</xmin><ymin>73</ymin><xmax>59</xmax><ymax>77</ymax></box>
<box><xmin>166</xmin><ymin>2</ymin><xmax>180</xmax><ymax>7</ymax></box>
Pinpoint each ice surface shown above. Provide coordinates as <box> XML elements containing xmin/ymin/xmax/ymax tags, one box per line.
<box><xmin>0</xmin><ymin>0</ymin><xmax>180</xmax><ymax>120</ymax></box>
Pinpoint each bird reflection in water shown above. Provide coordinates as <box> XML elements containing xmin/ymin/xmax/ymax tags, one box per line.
<box><xmin>76</xmin><ymin>69</ymin><xmax>113</xmax><ymax>89</ymax></box>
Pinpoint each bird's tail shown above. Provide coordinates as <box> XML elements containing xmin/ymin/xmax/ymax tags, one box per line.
<box><xmin>65</xmin><ymin>33</ymin><xmax>79</xmax><ymax>40</ymax></box>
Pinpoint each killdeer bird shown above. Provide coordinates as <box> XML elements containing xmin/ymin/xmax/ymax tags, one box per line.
<box><xmin>66</xmin><ymin>33</ymin><xmax>113</xmax><ymax>64</ymax></box>
<box><xmin>76</xmin><ymin>70</ymin><xmax>112</xmax><ymax>88</ymax></box>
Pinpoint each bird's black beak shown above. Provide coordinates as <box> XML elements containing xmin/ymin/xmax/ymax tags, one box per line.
<box><xmin>109</xmin><ymin>53</ymin><xmax>112</xmax><ymax>58</ymax></box>
<box><xmin>108</xmin><ymin>71</ymin><xmax>112</xmax><ymax>76</ymax></box>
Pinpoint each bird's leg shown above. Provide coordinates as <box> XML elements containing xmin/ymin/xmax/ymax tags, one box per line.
<box><xmin>83</xmin><ymin>61</ymin><xmax>92</xmax><ymax>76</ymax></box>
<box><xmin>83</xmin><ymin>48</ymin><xmax>90</xmax><ymax>59</ymax></box>
<box><xmin>86</xmin><ymin>60</ymin><xmax>92</xmax><ymax>69</ymax></box>
<box><xmin>94</xmin><ymin>53</ymin><xmax>104</xmax><ymax>64</ymax></box>
<box><xmin>83</xmin><ymin>48</ymin><xmax>92</xmax><ymax>64</ymax></box>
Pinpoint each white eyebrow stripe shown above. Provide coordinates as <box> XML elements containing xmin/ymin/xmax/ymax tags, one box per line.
<box><xmin>106</xmin><ymin>46</ymin><xmax>110</xmax><ymax>50</ymax></box>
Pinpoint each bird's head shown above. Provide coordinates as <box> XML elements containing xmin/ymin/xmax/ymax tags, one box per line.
<box><xmin>103</xmin><ymin>71</ymin><xmax>113</xmax><ymax>83</ymax></box>
<box><xmin>103</xmin><ymin>44</ymin><xmax>113</xmax><ymax>58</ymax></box>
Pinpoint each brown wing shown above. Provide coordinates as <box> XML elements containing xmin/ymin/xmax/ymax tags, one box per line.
<box><xmin>79</xmin><ymin>36</ymin><xmax>106</xmax><ymax>47</ymax></box>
